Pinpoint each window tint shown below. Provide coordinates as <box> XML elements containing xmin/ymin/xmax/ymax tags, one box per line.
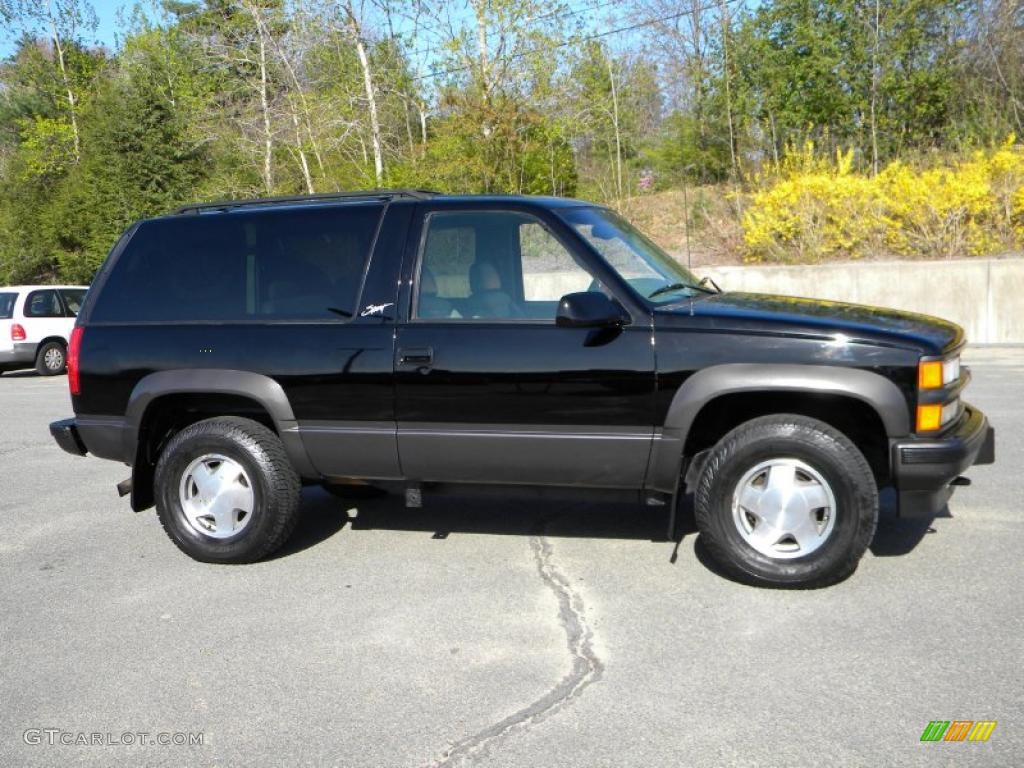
<box><xmin>60</xmin><ymin>289</ymin><xmax>86</xmax><ymax>316</ymax></box>
<box><xmin>415</xmin><ymin>211</ymin><xmax>595</xmax><ymax>321</ymax></box>
<box><xmin>24</xmin><ymin>290</ymin><xmax>63</xmax><ymax>318</ymax></box>
<box><xmin>90</xmin><ymin>204</ymin><xmax>383</xmax><ymax>323</ymax></box>
<box><xmin>0</xmin><ymin>292</ymin><xmax>15</xmax><ymax>319</ymax></box>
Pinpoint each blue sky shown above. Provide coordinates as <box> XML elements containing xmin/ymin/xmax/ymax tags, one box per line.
<box><xmin>0</xmin><ymin>0</ymin><xmax>727</xmax><ymax>64</ymax></box>
<box><xmin>1</xmin><ymin>0</ymin><xmax>126</xmax><ymax>57</ymax></box>
<box><xmin>90</xmin><ymin>0</ymin><xmax>127</xmax><ymax>49</ymax></box>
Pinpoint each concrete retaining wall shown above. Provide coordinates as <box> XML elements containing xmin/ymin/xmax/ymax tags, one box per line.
<box><xmin>702</xmin><ymin>257</ymin><xmax>1024</xmax><ymax>344</ymax></box>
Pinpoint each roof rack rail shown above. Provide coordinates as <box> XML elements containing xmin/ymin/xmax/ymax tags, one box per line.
<box><xmin>172</xmin><ymin>189</ymin><xmax>437</xmax><ymax>215</ymax></box>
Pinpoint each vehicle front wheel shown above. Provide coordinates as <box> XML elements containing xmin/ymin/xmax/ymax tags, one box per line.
<box><xmin>694</xmin><ymin>414</ymin><xmax>878</xmax><ymax>588</ymax></box>
<box><xmin>154</xmin><ymin>417</ymin><xmax>301</xmax><ymax>563</ymax></box>
<box><xmin>35</xmin><ymin>341</ymin><xmax>66</xmax><ymax>376</ymax></box>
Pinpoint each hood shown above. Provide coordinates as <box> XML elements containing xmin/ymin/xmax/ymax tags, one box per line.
<box><xmin>658</xmin><ymin>292</ymin><xmax>963</xmax><ymax>354</ymax></box>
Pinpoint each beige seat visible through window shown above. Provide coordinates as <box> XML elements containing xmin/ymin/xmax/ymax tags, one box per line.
<box><xmin>417</xmin><ymin>267</ymin><xmax>455</xmax><ymax>318</ymax></box>
<box><xmin>463</xmin><ymin>261</ymin><xmax>519</xmax><ymax>318</ymax></box>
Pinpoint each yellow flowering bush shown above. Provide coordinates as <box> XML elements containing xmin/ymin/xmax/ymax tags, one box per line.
<box><xmin>742</xmin><ymin>137</ymin><xmax>1024</xmax><ymax>262</ymax></box>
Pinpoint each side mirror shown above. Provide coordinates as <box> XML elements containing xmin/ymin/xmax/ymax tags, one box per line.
<box><xmin>556</xmin><ymin>292</ymin><xmax>629</xmax><ymax>328</ymax></box>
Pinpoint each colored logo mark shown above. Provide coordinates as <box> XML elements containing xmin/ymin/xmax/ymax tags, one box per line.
<box><xmin>920</xmin><ymin>720</ymin><xmax>997</xmax><ymax>742</ymax></box>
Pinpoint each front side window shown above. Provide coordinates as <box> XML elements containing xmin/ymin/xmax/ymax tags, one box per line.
<box><xmin>559</xmin><ymin>207</ymin><xmax>706</xmax><ymax>304</ymax></box>
<box><xmin>24</xmin><ymin>290</ymin><xmax>63</xmax><ymax>318</ymax></box>
<box><xmin>90</xmin><ymin>203</ymin><xmax>383</xmax><ymax>323</ymax></box>
<box><xmin>59</xmin><ymin>289</ymin><xmax>86</xmax><ymax>316</ymax></box>
<box><xmin>0</xmin><ymin>292</ymin><xmax>15</xmax><ymax>319</ymax></box>
<box><xmin>414</xmin><ymin>211</ymin><xmax>597</xmax><ymax>321</ymax></box>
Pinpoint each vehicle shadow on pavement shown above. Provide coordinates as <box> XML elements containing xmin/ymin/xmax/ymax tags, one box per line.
<box><xmin>275</xmin><ymin>484</ymin><xmax>673</xmax><ymax>559</ymax></box>
<box><xmin>0</xmin><ymin>370</ymin><xmax>48</xmax><ymax>379</ymax></box>
<box><xmin>274</xmin><ymin>484</ymin><xmax>943</xmax><ymax>570</ymax></box>
<box><xmin>266</xmin><ymin>488</ymin><xmax>354</xmax><ymax>559</ymax></box>
<box><xmin>690</xmin><ymin>489</ymin><xmax>945</xmax><ymax>587</ymax></box>
<box><xmin>868</xmin><ymin>487</ymin><xmax>945</xmax><ymax>557</ymax></box>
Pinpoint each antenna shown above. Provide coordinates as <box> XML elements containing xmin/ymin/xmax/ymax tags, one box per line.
<box><xmin>681</xmin><ymin>164</ymin><xmax>696</xmax><ymax>273</ymax></box>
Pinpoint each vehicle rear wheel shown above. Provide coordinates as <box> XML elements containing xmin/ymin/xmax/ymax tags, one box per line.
<box><xmin>694</xmin><ymin>414</ymin><xmax>878</xmax><ymax>588</ymax></box>
<box><xmin>35</xmin><ymin>341</ymin><xmax>66</xmax><ymax>376</ymax></box>
<box><xmin>154</xmin><ymin>417</ymin><xmax>301</xmax><ymax>563</ymax></box>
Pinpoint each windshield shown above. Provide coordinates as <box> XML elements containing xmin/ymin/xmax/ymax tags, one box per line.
<box><xmin>558</xmin><ymin>207</ymin><xmax>706</xmax><ymax>304</ymax></box>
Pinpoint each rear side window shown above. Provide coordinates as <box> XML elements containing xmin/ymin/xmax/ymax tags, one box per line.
<box><xmin>90</xmin><ymin>203</ymin><xmax>384</xmax><ymax>323</ymax></box>
<box><xmin>60</xmin><ymin>289</ymin><xmax>87</xmax><ymax>316</ymax></box>
<box><xmin>0</xmin><ymin>292</ymin><xmax>15</xmax><ymax>319</ymax></box>
<box><xmin>24</xmin><ymin>290</ymin><xmax>64</xmax><ymax>318</ymax></box>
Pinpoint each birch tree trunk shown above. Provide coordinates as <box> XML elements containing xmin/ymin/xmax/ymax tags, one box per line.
<box><xmin>344</xmin><ymin>1</ymin><xmax>384</xmax><ymax>185</ymax></box>
<box><xmin>869</xmin><ymin>0</ymin><xmax>881</xmax><ymax>175</ymax></box>
<box><xmin>289</xmin><ymin>102</ymin><xmax>314</xmax><ymax>193</ymax></box>
<box><xmin>260</xmin><ymin>2</ymin><xmax>324</xmax><ymax>188</ymax></box>
<box><xmin>606</xmin><ymin>53</ymin><xmax>623</xmax><ymax>200</ymax></box>
<box><xmin>718</xmin><ymin>0</ymin><xmax>738</xmax><ymax>179</ymax></box>
<box><xmin>257</xmin><ymin>29</ymin><xmax>274</xmax><ymax>193</ymax></box>
<box><xmin>473</xmin><ymin>0</ymin><xmax>490</xmax><ymax>99</ymax></box>
<box><xmin>45</xmin><ymin>0</ymin><xmax>80</xmax><ymax>164</ymax></box>
<box><xmin>237</xmin><ymin>0</ymin><xmax>276</xmax><ymax>195</ymax></box>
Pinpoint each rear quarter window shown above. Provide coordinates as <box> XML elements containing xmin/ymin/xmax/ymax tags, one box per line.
<box><xmin>24</xmin><ymin>289</ymin><xmax>64</xmax><ymax>318</ymax></box>
<box><xmin>0</xmin><ymin>292</ymin><xmax>15</xmax><ymax>319</ymax></box>
<box><xmin>89</xmin><ymin>203</ymin><xmax>384</xmax><ymax>323</ymax></box>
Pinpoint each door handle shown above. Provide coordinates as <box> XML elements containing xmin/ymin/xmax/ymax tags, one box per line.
<box><xmin>399</xmin><ymin>347</ymin><xmax>433</xmax><ymax>365</ymax></box>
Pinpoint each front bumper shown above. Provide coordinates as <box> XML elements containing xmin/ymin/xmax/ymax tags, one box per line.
<box><xmin>891</xmin><ymin>404</ymin><xmax>994</xmax><ymax>517</ymax></box>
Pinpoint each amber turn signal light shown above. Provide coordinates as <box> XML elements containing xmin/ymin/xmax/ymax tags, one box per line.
<box><xmin>917</xmin><ymin>404</ymin><xmax>943</xmax><ymax>431</ymax></box>
<box><xmin>918</xmin><ymin>360</ymin><xmax>943</xmax><ymax>389</ymax></box>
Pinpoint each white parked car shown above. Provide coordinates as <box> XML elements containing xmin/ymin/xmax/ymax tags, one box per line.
<box><xmin>0</xmin><ymin>285</ymin><xmax>88</xmax><ymax>376</ymax></box>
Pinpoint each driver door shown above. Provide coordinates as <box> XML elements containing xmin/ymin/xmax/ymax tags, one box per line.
<box><xmin>394</xmin><ymin>206</ymin><xmax>657</xmax><ymax>487</ymax></box>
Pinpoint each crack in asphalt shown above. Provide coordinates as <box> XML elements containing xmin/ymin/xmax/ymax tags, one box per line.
<box><xmin>420</xmin><ymin>533</ymin><xmax>603</xmax><ymax>768</ymax></box>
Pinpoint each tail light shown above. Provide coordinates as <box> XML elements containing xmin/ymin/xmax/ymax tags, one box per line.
<box><xmin>11</xmin><ymin>323</ymin><xmax>25</xmax><ymax>341</ymax></box>
<box><xmin>68</xmin><ymin>326</ymin><xmax>84</xmax><ymax>396</ymax></box>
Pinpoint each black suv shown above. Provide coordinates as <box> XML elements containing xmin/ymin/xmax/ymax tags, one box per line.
<box><xmin>50</xmin><ymin>190</ymin><xmax>994</xmax><ymax>587</ymax></box>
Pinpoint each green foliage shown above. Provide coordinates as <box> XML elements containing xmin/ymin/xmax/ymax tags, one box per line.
<box><xmin>1</xmin><ymin>0</ymin><xmax>1023</xmax><ymax>282</ymax></box>
<box><xmin>15</xmin><ymin>115</ymin><xmax>76</xmax><ymax>178</ymax></box>
<box><xmin>53</xmin><ymin>56</ymin><xmax>209</xmax><ymax>280</ymax></box>
<box><xmin>723</xmin><ymin>0</ymin><xmax>967</xmax><ymax>162</ymax></box>
<box><xmin>644</xmin><ymin>111</ymin><xmax>732</xmax><ymax>186</ymax></box>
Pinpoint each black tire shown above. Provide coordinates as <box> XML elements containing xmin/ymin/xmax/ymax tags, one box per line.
<box><xmin>35</xmin><ymin>341</ymin><xmax>66</xmax><ymax>376</ymax></box>
<box><xmin>154</xmin><ymin>417</ymin><xmax>301</xmax><ymax>563</ymax></box>
<box><xmin>694</xmin><ymin>414</ymin><xmax>878</xmax><ymax>589</ymax></box>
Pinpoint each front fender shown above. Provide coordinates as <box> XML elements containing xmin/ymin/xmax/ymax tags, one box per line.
<box><xmin>645</xmin><ymin>363</ymin><xmax>910</xmax><ymax>495</ymax></box>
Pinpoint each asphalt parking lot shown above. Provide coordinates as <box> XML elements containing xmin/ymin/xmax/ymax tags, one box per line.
<box><xmin>1</xmin><ymin>348</ymin><xmax>1021</xmax><ymax>768</ymax></box>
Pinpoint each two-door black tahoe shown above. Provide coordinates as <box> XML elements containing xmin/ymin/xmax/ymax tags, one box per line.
<box><xmin>49</xmin><ymin>190</ymin><xmax>995</xmax><ymax>587</ymax></box>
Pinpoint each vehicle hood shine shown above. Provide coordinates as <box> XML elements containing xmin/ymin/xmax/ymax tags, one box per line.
<box><xmin>656</xmin><ymin>292</ymin><xmax>963</xmax><ymax>354</ymax></box>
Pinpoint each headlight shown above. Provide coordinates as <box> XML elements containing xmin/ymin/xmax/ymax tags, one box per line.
<box><xmin>918</xmin><ymin>354</ymin><xmax>960</xmax><ymax>389</ymax></box>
